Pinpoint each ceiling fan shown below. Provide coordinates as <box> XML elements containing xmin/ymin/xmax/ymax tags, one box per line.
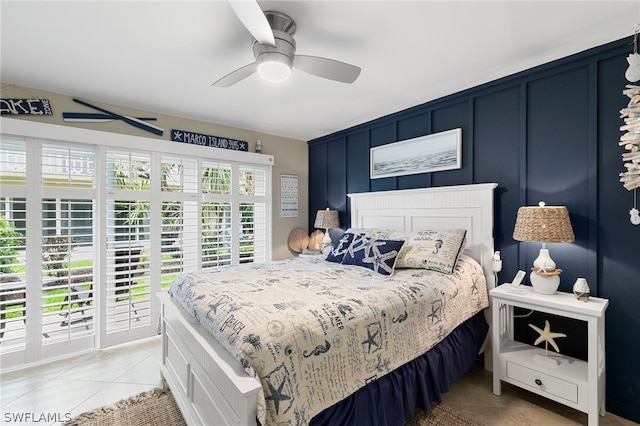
<box><xmin>213</xmin><ymin>0</ymin><xmax>361</xmax><ymax>87</ymax></box>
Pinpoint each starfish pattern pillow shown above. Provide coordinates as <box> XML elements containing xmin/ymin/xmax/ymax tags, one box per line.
<box><xmin>340</xmin><ymin>234</ymin><xmax>405</xmax><ymax>275</ymax></box>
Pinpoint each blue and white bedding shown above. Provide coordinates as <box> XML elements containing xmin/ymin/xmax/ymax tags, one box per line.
<box><xmin>169</xmin><ymin>255</ymin><xmax>488</xmax><ymax>426</ymax></box>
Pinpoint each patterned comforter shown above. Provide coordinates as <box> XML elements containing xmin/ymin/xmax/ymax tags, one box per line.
<box><xmin>168</xmin><ymin>255</ymin><xmax>489</xmax><ymax>425</ymax></box>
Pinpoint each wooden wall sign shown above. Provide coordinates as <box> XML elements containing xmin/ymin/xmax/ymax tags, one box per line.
<box><xmin>1</xmin><ymin>98</ymin><xmax>53</xmax><ymax>115</ymax></box>
<box><xmin>171</xmin><ymin>129</ymin><xmax>248</xmax><ymax>152</ymax></box>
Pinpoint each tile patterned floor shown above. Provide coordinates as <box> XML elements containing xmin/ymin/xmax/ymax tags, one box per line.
<box><xmin>1</xmin><ymin>336</ymin><xmax>638</xmax><ymax>426</ymax></box>
<box><xmin>0</xmin><ymin>337</ymin><xmax>162</xmax><ymax>426</ymax></box>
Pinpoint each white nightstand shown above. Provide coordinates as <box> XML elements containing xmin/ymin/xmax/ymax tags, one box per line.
<box><xmin>490</xmin><ymin>285</ymin><xmax>609</xmax><ymax>426</ymax></box>
<box><xmin>298</xmin><ymin>252</ymin><xmax>325</xmax><ymax>258</ymax></box>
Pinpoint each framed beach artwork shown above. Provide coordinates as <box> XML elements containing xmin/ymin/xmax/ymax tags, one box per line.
<box><xmin>370</xmin><ymin>128</ymin><xmax>462</xmax><ymax>179</ymax></box>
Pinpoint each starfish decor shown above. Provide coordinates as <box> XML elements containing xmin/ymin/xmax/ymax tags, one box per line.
<box><xmin>528</xmin><ymin>320</ymin><xmax>567</xmax><ymax>356</ymax></box>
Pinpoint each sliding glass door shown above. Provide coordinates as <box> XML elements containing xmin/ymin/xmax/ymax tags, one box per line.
<box><xmin>0</xmin><ymin>137</ymin><xmax>28</xmax><ymax>359</ymax></box>
<box><xmin>0</xmin><ymin>122</ymin><xmax>272</xmax><ymax>369</ymax></box>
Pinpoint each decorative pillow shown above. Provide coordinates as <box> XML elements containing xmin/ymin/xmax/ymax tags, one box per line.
<box><xmin>340</xmin><ymin>234</ymin><xmax>405</xmax><ymax>275</ymax></box>
<box><xmin>326</xmin><ymin>232</ymin><xmax>356</xmax><ymax>263</ymax></box>
<box><xmin>394</xmin><ymin>229</ymin><xmax>467</xmax><ymax>274</ymax></box>
<box><xmin>328</xmin><ymin>227</ymin><xmax>346</xmax><ymax>244</ymax></box>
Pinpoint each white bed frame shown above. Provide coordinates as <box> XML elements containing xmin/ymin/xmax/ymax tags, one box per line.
<box><xmin>158</xmin><ymin>182</ymin><xmax>498</xmax><ymax>425</ymax></box>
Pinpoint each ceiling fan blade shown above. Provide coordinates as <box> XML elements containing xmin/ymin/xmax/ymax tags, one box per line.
<box><xmin>229</xmin><ymin>0</ymin><xmax>275</xmax><ymax>47</ymax></box>
<box><xmin>212</xmin><ymin>62</ymin><xmax>258</xmax><ymax>87</ymax></box>
<box><xmin>293</xmin><ymin>55</ymin><xmax>361</xmax><ymax>84</ymax></box>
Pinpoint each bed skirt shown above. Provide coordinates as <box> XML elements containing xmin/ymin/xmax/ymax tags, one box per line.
<box><xmin>309</xmin><ymin>311</ymin><xmax>489</xmax><ymax>426</ymax></box>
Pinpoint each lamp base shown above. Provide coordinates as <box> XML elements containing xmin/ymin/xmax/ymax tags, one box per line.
<box><xmin>321</xmin><ymin>228</ymin><xmax>333</xmax><ymax>251</ymax></box>
<box><xmin>530</xmin><ymin>271</ymin><xmax>560</xmax><ymax>294</ymax></box>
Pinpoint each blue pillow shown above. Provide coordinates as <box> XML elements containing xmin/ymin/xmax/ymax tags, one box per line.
<box><xmin>328</xmin><ymin>227</ymin><xmax>346</xmax><ymax>244</ymax></box>
<box><xmin>326</xmin><ymin>233</ymin><xmax>356</xmax><ymax>263</ymax></box>
<box><xmin>340</xmin><ymin>235</ymin><xmax>405</xmax><ymax>275</ymax></box>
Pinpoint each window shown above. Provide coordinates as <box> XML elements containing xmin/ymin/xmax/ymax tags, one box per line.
<box><xmin>41</xmin><ymin>198</ymin><xmax>95</xmax><ymax>344</ymax></box>
<box><xmin>105</xmin><ymin>150</ymin><xmax>152</xmax><ymax>334</ymax></box>
<box><xmin>40</xmin><ymin>143</ymin><xmax>97</xmax><ymax>344</ymax></box>
<box><xmin>239</xmin><ymin>165</ymin><xmax>268</xmax><ymax>263</ymax></box>
<box><xmin>0</xmin><ymin>121</ymin><xmax>272</xmax><ymax>368</ymax></box>
<box><xmin>0</xmin><ymin>137</ymin><xmax>27</xmax><ymax>349</ymax></box>
<box><xmin>201</xmin><ymin>160</ymin><xmax>232</xmax><ymax>267</ymax></box>
<box><xmin>160</xmin><ymin>154</ymin><xmax>198</xmax><ymax>289</ymax></box>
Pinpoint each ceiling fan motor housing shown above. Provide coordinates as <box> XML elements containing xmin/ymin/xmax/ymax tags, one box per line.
<box><xmin>264</xmin><ymin>11</ymin><xmax>296</xmax><ymax>35</ymax></box>
<box><xmin>252</xmin><ymin>30</ymin><xmax>296</xmax><ymax>70</ymax></box>
<box><xmin>252</xmin><ymin>12</ymin><xmax>297</xmax><ymax>81</ymax></box>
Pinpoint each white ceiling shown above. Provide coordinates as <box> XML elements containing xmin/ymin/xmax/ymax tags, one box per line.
<box><xmin>1</xmin><ymin>1</ymin><xmax>638</xmax><ymax>141</ymax></box>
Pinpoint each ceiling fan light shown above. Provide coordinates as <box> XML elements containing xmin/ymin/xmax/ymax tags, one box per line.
<box><xmin>257</xmin><ymin>60</ymin><xmax>291</xmax><ymax>82</ymax></box>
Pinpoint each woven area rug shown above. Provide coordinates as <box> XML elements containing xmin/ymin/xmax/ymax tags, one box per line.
<box><xmin>64</xmin><ymin>388</ymin><xmax>186</xmax><ymax>426</ymax></box>
<box><xmin>65</xmin><ymin>387</ymin><xmax>482</xmax><ymax>426</ymax></box>
<box><xmin>407</xmin><ymin>404</ymin><xmax>484</xmax><ymax>426</ymax></box>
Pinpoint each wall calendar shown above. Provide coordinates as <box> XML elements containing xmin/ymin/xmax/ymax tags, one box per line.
<box><xmin>281</xmin><ymin>174</ymin><xmax>298</xmax><ymax>217</ymax></box>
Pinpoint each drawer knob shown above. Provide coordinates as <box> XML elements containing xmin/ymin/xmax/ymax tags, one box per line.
<box><xmin>535</xmin><ymin>379</ymin><xmax>542</xmax><ymax>386</ymax></box>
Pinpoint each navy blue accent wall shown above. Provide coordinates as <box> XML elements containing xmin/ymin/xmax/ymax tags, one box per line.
<box><xmin>308</xmin><ymin>37</ymin><xmax>640</xmax><ymax>422</ymax></box>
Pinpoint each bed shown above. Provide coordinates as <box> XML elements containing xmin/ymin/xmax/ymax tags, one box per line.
<box><xmin>158</xmin><ymin>182</ymin><xmax>498</xmax><ymax>425</ymax></box>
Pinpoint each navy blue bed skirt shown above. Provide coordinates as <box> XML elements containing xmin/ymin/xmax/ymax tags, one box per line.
<box><xmin>310</xmin><ymin>311</ymin><xmax>489</xmax><ymax>426</ymax></box>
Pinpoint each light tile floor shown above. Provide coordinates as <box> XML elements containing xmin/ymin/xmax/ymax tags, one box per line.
<box><xmin>0</xmin><ymin>337</ymin><xmax>162</xmax><ymax>426</ymax></box>
<box><xmin>1</xmin><ymin>337</ymin><xmax>638</xmax><ymax>426</ymax></box>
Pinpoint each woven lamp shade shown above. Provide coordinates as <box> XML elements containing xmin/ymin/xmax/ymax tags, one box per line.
<box><xmin>314</xmin><ymin>209</ymin><xmax>340</xmax><ymax>229</ymax></box>
<box><xmin>513</xmin><ymin>204</ymin><xmax>575</xmax><ymax>243</ymax></box>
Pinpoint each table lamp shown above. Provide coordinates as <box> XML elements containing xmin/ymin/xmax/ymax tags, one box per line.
<box><xmin>314</xmin><ymin>208</ymin><xmax>340</xmax><ymax>252</ymax></box>
<box><xmin>512</xmin><ymin>202</ymin><xmax>575</xmax><ymax>294</ymax></box>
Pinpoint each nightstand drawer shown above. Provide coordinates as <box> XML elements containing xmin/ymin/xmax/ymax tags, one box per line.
<box><xmin>506</xmin><ymin>361</ymin><xmax>578</xmax><ymax>403</ymax></box>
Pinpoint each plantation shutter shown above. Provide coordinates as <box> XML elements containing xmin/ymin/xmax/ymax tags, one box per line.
<box><xmin>160</xmin><ymin>155</ymin><xmax>199</xmax><ymax>289</ymax></box>
<box><xmin>40</xmin><ymin>144</ymin><xmax>96</xmax><ymax>346</ymax></box>
<box><xmin>238</xmin><ymin>164</ymin><xmax>268</xmax><ymax>263</ymax></box>
<box><xmin>2</xmin><ymin>118</ymin><xmax>273</xmax><ymax>367</ymax></box>
<box><xmin>201</xmin><ymin>161</ymin><xmax>233</xmax><ymax>268</ymax></box>
<box><xmin>41</xmin><ymin>199</ymin><xmax>95</xmax><ymax>342</ymax></box>
<box><xmin>104</xmin><ymin>150</ymin><xmax>152</xmax><ymax>334</ymax></box>
<box><xmin>0</xmin><ymin>137</ymin><xmax>27</xmax><ymax>349</ymax></box>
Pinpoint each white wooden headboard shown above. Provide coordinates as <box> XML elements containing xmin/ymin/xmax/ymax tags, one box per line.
<box><xmin>348</xmin><ymin>183</ymin><xmax>498</xmax><ymax>290</ymax></box>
